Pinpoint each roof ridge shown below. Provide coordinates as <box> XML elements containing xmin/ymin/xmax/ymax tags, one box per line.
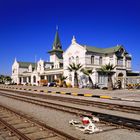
<box><xmin>85</xmin><ymin>45</ymin><xmax>122</xmax><ymax>54</ymax></box>
<box><xmin>17</xmin><ymin>61</ymin><xmax>35</xmax><ymax>64</ymax></box>
<box><xmin>84</xmin><ymin>45</ymin><xmax>122</xmax><ymax>49</ymax></box>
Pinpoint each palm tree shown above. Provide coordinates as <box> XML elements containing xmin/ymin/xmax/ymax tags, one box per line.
<box><xmin>0</xmin><ymin>75</ymin><xmax>5</xmax><ymax>83</ymax></box>
<box><xmin>5</xmin><ymin>76</ymin><xmax>12</xmax><ymax>82</ymax></box>
<box><xmin>67</xmin><ymin>63</ymin><xmax>82</xmax><ymax>87</ymax></box>
<box><xmin>81</xmin><ymin>68</ymin><xmax>94</xmax><ymax>88</ymax></box>
<box><xmin>0</xmin><ymin>75</ymin><xmax>12</xmax><ymax>84</ymax></box>
<box><xmin>59</xmin><ymin>75</ymin><xmax>68</xmax><ymax>87</ymax></box>
<box><xmin>100</xmin><ymin>63</ymin><xmax>115</xmax><ymax>90</ymax></box>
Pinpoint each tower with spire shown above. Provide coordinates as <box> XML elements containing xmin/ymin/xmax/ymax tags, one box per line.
<box><xmin>48</xmin><ymin>28</ymin><xmax>63</xmax><ymax>68</ymax></box>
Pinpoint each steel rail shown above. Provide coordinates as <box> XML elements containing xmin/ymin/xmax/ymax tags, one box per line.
<box><xmin>0</xmin><ymin>104</ymin><xmax>80</xmax><ymax>140</ymax></box>
<box><xmin>0</xmin><ymin>87</ymin><xmax>140</xmax><ymax>115</ymax></box>
<box><xmin>0</xmin><ymin>117</ymin><xmax>31</xmax><ymax>140</ymax></box>
<box><xmin>0</xmin><ymin>91</ymin><xmax>140</xmax><ymax>131</ymax></box>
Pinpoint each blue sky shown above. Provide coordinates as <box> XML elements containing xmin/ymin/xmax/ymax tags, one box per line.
<box><xmin>0</xmin><ymin>0</ymin><xmax>140</xmax><ymax>75</ymax></box>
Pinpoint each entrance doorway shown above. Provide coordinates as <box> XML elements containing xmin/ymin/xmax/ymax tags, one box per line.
<box><xmin>117</xmin><ymin>73</ymin><xmax>124</xmax><ymax>89</ymax></box>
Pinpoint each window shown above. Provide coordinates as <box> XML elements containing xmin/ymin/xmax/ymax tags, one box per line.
<box><xmin>33</xmin><ymin>76</ymin><xmax>36</xmax><ymax>83</ymax></box>
<box><xmin>40</xmin><ymin>76</ymin><xmax>44</xmax><ymax>80</ymax></box>
<box><xmin>19</xmin><ymin>77</ymin><xmax>22</xmax><ymax>83</ymax></box>
<box><xmin>28</xmin><ymin>77</ymin><xmax>31</xmax><ymax>83</ymax></box>
<box><xmin>72</xmin><ymin>56</ymin><xmax>74</xmax><ymax>62</ymax></box>
<box><xmin>109</xmin><ymin>56</ymin><xmax>113</xmax><ymax>64</ymax></box>
<box><xmin>91</xmin><ymin>56</ymin><xmax>94</xmax><ymax>64</ymax></box>
<box><xmin>39</xmin><ymin>64</ymin><xmax>41</xmax><ymax>70</ymax></box>
<box><xmin>23</xmin><ymin>77</ymin><xmax>26</xmax><ymax>82</ymax></box>
<box><xmin>99</xmin><ymin>74</ymin><xmax>108</xmax><ymax>84</ymax></box>
<box><xmin>69</xmin><ymin>74</ymin><xmax>72</xmax><ymax>81</ymax></box>
<box><xmin>99</xmin><ymin>57</ymin><xmax>102</xmax><ymax>65</ymax></box>
<box><xmin>13</xmin><ymin>68</ymin><xmax>16</xmax><ymax>73</ymax></box>
<box><xmin>76</xmin><ymin>56</ymin><xmax>79</xmax><ymax>64</ymax></box>
<box><xmin>127</xmin><ymin>60</ymin><xmax>131</xmax><ymax>68</ymax></box>
<box><xmin>117</xmin><ymin>58</ymin><xmax>123</xmax><ymax>66</ymax></box>
<box><xmin>69</xmin><ymin>57</ymin><xmax>71</xmax><ymax>64</ymax></box>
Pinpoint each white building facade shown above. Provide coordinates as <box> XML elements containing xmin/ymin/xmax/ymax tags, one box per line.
<box><xmin>64</xmin><ymin>36</ymin><xmax>132</xmax><ymax>88</ymax></box>
<box><xmin>12</xmin><ymin>30</ymin><xmax>132</xmax><ymax>88</ymax></box>
<box><xmin>12</xmin><ymin>30</ymin><xmax>63</xmax><ymax>86</ymax></box>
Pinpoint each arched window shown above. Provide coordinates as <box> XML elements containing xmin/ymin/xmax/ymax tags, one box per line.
<box><xmin>76</xmin><ymin>56</ymin><xmax>79</xmax><ymax>64</ymax></box>
<box><xmin>33</xmin><ymin>76</ymin><xmax>36</xmax><ymax>83</ymax></box>
<box><xmin>118</xmin><ymin>73</ymin><xmax>123</xmax><ymax>77</ymax></box>
<box><xmin>72</xmin><ymin>56</ymin><xmax>74</xmax><ymax>63</ymax></box>
<box><xmin>91</xmin><ymin>56</ymin><xmax>94</xmax><ymax>64</ymax></box>
<box><xmin>12</xmin><ymin>69</ymin><xmax>15</xmax><ymax>74</ymax></box>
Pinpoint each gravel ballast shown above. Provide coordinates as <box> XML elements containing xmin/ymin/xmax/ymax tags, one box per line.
<box><xmin>0</xmin><ymin>93</ymin><xmax>140</xmax><ymax>140</ymax></box>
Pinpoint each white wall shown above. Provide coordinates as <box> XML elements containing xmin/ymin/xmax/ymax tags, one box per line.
<box><xmin>63</xmin><ymin>38</ymin><xmax>86</xmax><ymax>86</ymax></box>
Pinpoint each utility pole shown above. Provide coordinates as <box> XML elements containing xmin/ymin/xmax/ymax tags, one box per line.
<box><xmin>35</xmin><ymin>55</ymin><xmax>37</xmax><ymax>71</ymax></box>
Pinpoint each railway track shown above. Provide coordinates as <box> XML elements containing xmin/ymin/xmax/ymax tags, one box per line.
<box><xmin>0</xmin><ymin>104</ymin><xmax>80</xmax><ymax>140</ymax></box>
<box><xmin>0</xmin><ymin>89</ymin><xmax>140</xmax><ymax>132</ymax></box>
<box><xmin>0</xmin><ymin>87</ymin><xmax>140</xmax><ymax>115</ymax></box>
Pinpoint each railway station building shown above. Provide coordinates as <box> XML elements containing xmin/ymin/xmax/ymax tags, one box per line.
<box><xmin>12</xmin><ymin>29</ymin><xmax>134</xmax><ymax>88</ymax></box>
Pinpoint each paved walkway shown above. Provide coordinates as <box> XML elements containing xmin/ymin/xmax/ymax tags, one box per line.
<box><xmin>0</xmin><ymin>85</ymin><xmax>140</xmax><ymax>107</ymax></box>
<box><xmin>2</xmin><ymin>85</ymin><xmax>140</xmax><ymax>100</ymax></box>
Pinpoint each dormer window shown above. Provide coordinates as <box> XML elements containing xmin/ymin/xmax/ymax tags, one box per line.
<box><xmin>120</xmin><ymin>48</ymin><xmax>124</xmax><ymax>53</ymax></box>
<box><xmin>117</xmin><ymin>58</ymin><xmax>123</xmax><ymax>66</ymax></box>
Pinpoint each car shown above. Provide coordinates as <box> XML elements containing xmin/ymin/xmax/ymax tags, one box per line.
<box><xmin>5</xmin><ymin>81</ymin><xmax>11</xmax><ymax>85</ymax></box>
<box><xmin>48</xmin><ymin>82</ymin><xmax>57</xmax><ymax>87</ymax></box>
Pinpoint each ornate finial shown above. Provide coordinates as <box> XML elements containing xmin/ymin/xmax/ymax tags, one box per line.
<box><xmin>14</xmin><ymin>57</ymin><xmax>17</xmax><ymax>62</ymax></box>
<box><xmin>72</xmin><ymin>35</ymin><xmax>76</xmax><ymax>44</ymax></box>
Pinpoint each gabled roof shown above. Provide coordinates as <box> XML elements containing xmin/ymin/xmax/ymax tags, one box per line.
<box><xmin>85</xmin><ymin>45</ymin><xmax>122</xmax><ymax>54</ymax></box>
<box><xmin>44</xmin><ymin>62</ymin><xmax>53</xmax><ymax>65</ymax></box>
<box><xmin>17</xmin><ymin>62</ymin><xmax>35</xmax><ymax>68</ymax></box>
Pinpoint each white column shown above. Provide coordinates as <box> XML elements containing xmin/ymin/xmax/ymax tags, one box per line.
<box><xmin>17</xmin><ymin>77</ymin><xmax>20</xmax><ymax>84</ymax></box>
<box><xmin>21</xmin><ymin>77</ymin><xmax>24</xmax><ymax>84</ymax></box>
<box><xmin>54</xmin><ymin>75</ymin><xmax>57</xmax><ymax>80</ymax></box>
<box><xmin>93</xmin><ymin>71</ymin><xmax>98</xmax><ymax>84</ymax></box>
<box><xmin>44</xmin><ymin>76</ymin><xmax>47</xmax><ymax>80</ymax></box>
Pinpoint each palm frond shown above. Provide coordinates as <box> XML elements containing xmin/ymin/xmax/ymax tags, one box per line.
<box><xmin>67</xmin><ymin>63</ymin><xmax>83</xmax><ymax>72</ymax></box>
<box><xmin>100</xmin><ymin>63</ymin><xmax>115</xmax><ymax>74</ymax></box>
<box><xmin>81</xmin><ymin>68</ymin><xmax>93</xmax><ymax>76</ymax></box>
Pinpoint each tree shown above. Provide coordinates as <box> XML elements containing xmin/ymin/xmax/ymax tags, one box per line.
<box><xmin>0</xmin><ymin>75</ymin><xmax>12</xmax><ymax>84</ymax></box>
<box><xmin>0</xmin><ymin>75</ymin><xmax>5</xmax><ymax>83</ymax></box>
<box><xmin>81</xmin><ymin>68</ymin><xmax>94</xmax><ymax>88</ymax></box>
<box><xmin>99</xmin><ymin>63</ymin><xmax>115</xmax><ymax>90</ymax></box>
<box><xmin>67</xmin><ymin>63</ymin><xmax>82</xmax><ymax>87</ymax></box>
<box><xmin>5</xmin><ymin>76</ymin><xmax>12</xmax><ymax>82</ymax></box>
<box><xmin>59</xmin><ymin>75</ymin><xmax>68</xmax><ymax>87</ymax></box>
